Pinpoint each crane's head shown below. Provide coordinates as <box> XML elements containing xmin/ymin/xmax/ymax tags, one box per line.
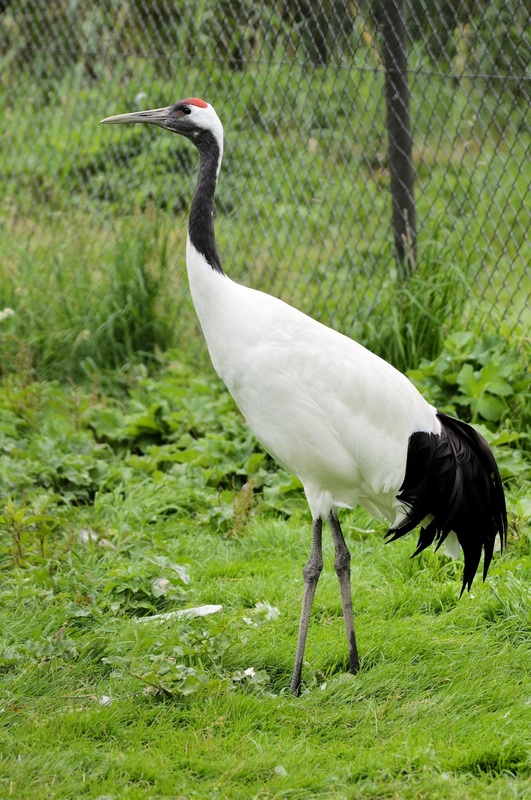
<box><xmin>101</xmin><ymin>97</ymin><xmax>223</xmax><ymax>153</ymax></box>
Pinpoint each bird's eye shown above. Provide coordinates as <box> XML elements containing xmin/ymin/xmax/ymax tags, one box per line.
<box><xmin>182</xmin><ymin>107</ymin><xmax>191</xmax><ymax>115</ymax></box>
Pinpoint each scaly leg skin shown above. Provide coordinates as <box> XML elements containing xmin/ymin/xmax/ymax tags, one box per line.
<box><xmin>290</xmin><ymin>518</ymin><xmax>323</xmax><ymax>696</ymax></box>
<box><xmin>329</xmin><ymin>512</ymin><xmax>360</xmax><ymax>675</ymax></box>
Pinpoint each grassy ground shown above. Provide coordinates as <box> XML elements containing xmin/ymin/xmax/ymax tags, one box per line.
<box><xmin>2</xmin><ymin>524</ymin><xmax>530</xmax><ymax>799</ymax></box>
<box><xmin>0</xmin><ymin>363</ymin><xmax>529</xmax><ymax>799</ymax></box>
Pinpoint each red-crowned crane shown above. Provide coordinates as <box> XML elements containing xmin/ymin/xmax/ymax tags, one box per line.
<box><xmin>101</xmin><ymin>98</ymin><xmax>507</xmax><ymax>695</ymax></box>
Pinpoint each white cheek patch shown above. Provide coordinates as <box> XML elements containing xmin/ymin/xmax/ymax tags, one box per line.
<box><xmin>189</xmin><ymin>104</ymin><xmax>224</xmax><ymax>164</ymax></box>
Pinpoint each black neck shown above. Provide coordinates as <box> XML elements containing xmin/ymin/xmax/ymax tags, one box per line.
<box><xmin>188</xmin><ymin>130</ymin><xmax>224</xmax><ymax>275</ymax></box>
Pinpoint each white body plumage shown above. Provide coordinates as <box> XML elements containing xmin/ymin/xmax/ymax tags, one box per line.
<box><xmin>186</xmin><ymin>240</ymin><xmax>440</xmax><ymax>523</ymax></box>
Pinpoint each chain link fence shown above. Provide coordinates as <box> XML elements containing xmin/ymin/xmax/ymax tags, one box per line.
<box><xmin>2</xmin><ymin>1</ymin><xmax>530</xmax><ymax>368</ymax></box>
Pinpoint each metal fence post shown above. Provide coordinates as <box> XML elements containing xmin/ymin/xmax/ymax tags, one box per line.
<box><xmin>380</xmin><ymin>0</ymin><xmax>416</xmax><ymax>273</ymax></box>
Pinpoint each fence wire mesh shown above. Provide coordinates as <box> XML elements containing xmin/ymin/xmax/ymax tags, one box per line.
<box><xmin>2</xmin><ymin>1</ymin><xmax>530</xmax><ymax>366</ymax></box>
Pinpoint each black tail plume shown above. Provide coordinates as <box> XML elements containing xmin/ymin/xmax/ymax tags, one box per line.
<box><xmin>387</xmin><ymin>411</ymin><xmax>507</xmax><ymax>593</ymax></box>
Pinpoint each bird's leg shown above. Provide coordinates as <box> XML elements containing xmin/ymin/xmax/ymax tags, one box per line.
<box><xmin>328</xmin><ymin>512</ymin><xmax>360</xmax><ymax>675</ymax></box>
<box><xmin>290</xmin><ymin>518</ymin><xmax>323</xmax><ymax>696</ymax></box>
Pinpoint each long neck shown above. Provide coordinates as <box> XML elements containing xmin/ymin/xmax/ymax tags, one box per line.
<box><xmin>188</xmin><ymin>131</ymin><xmax>224</xmax><ymax>275</ymax></box>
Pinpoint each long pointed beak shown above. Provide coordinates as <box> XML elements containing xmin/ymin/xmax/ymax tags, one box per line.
<box><xmin>100</xmin><ymin>106</ymin><xmax>172</xmax><ymax>126</ymax></box>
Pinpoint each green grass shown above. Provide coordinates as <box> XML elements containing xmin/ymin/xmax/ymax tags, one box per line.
<box><xmin>0</xmin><ymin>360</ymin><xmax>529</xmax><ymax>799</ymax></box>
<box><xmin>1</xmin><ymin>509</ymin><xmax>530</xmax><ymax>799</ymax></box>
<box><xmin>0</xmin><ymin>214</ymin><xmax>192</xmax><ymax>379</ymax></box>
<box><xmin>1</xmin><ymin>511</ymin><xmax>529</xmax><ymax>799</ymax></box>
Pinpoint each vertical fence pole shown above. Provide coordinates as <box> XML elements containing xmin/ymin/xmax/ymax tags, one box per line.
<box><xmin>380</xmin><ymin>0</ymin><xmax>416</xmax><ymax>273</ymax></box>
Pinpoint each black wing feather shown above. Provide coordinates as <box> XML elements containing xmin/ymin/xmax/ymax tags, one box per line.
<box><xmin>387</xmin><ymin>411</ymin><xmax>507</xmax><ymax>593</ymax></box>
